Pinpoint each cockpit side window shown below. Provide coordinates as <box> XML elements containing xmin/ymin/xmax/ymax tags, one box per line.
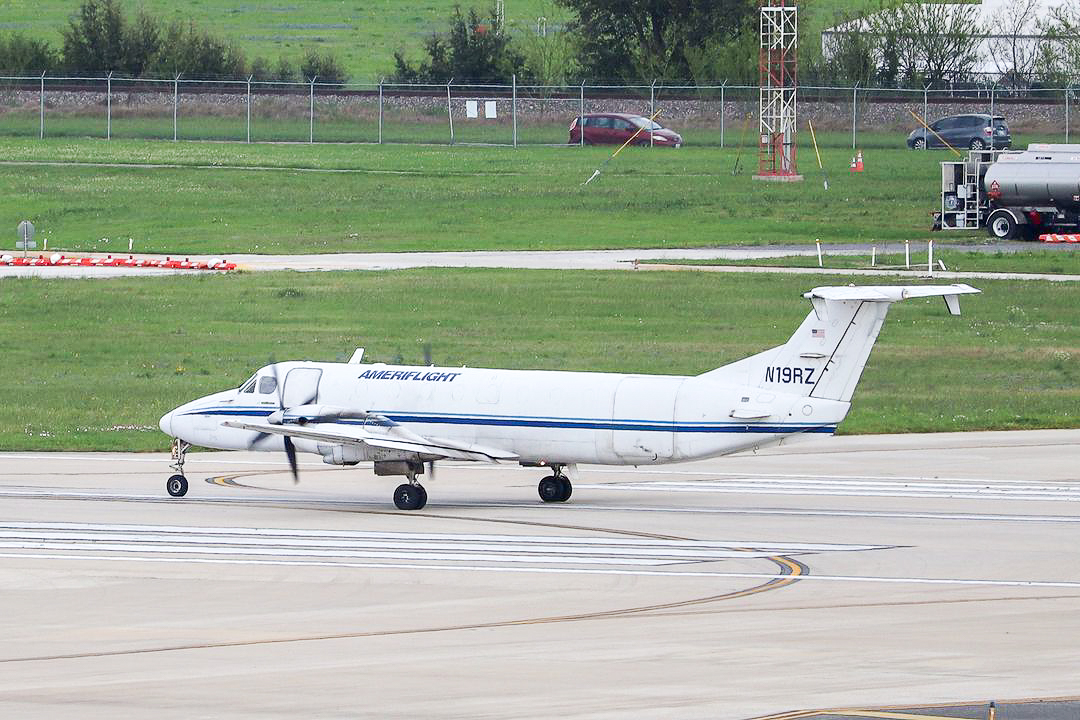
<box><xmin>258</xmin><ymin>375</ymin><xmax>278</xmax><ymax>394</ymax></box>
<box><xmin>240</xmin><ymin>376</ymin><xmax>257</xmax><ymax>393</ymax></box>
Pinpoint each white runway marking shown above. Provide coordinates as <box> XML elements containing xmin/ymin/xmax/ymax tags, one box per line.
<box><xmin>2</xmin><ymin>487</ymin><xmax>1080</xmax><ymax>524</ymax></box>
<box><xmin>1</xmin><ymin>550</ymin><xmax>1078</xmax><ymax>590</ymax></box>
<box><xmin>0</xmin><ymin>522</ymin><xmax>884</xmax><ymax>569</ymax></box>
<box><xmin>580</xmin><ymin>477</ymin><xmax>1080</xmax><ymax>502</ymax></box>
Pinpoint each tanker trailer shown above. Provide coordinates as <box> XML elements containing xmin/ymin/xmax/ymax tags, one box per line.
<box><xmin>934</xmin><ymin>144</ymin><xmax>1080</xmax><ymax>239</ymax></box>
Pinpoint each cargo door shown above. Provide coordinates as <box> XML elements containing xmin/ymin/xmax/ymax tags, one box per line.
<box><xmin>611</xmin><ymin>377</ymin><xmax>676</xmax><ymax>462</ymax></box>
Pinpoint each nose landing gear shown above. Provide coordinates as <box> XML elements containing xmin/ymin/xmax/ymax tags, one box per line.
<box><xmin>166</xmin><ymin>439</ymin><xmax>191</xmax><ymax>497</ymax></box>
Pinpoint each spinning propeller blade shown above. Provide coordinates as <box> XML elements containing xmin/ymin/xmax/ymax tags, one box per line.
<box><xmin>284</xmin><ymin>436</ymin><xmax>299</xmax><ymax>484</ymax></box>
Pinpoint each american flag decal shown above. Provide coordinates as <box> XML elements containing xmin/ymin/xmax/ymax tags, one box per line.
<box><xmin>812</xmin><ymin>328</ymin><xmax>825</xmax><ymax>338</ymax></box>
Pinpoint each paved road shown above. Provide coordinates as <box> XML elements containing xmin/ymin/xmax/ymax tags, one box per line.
<box><xmin>2</xmin><ymin>429</ymin><xmax>1079</xmax><ymax>718</ymax></box>
<box><xmin>4</xmin><ymin>244</ymin><xmax>1078</xmax><ymax>280</ymax></box>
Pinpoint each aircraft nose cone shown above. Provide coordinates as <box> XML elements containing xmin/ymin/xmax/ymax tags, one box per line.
<box><xmin>159</xmin><ymin>409</ymin><xmax>174</xmax><ymax>437</ymax></box>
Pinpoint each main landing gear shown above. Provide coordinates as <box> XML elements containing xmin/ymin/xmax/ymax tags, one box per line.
<box><xmin>393</xmin><ymin>462</ymin><xmax>428</xmax><ymax>511</ymax></box>
<box><xmin>537</xmin><ymin>466</ymin><xmax>572</xmax><ymax>503</ymax></box>
<box><xmin>166</xmin><ymin>439</ymin><xmax>190</xmax><ymax>497</ymax></box>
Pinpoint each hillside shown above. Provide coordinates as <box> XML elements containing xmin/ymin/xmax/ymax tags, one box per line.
<box><xmin>4</xmin><ymin>0</ymin><xmax>867</xmax><ymax>83</ymax></box>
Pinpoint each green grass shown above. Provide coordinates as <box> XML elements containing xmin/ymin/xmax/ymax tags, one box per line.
<box><xmin>2</xmin><ymin>135</ymin><xmax>1065</xmax><ymax>256</ymax></box>
<box><xmin>646</xmin><ymin>250</ymin><xmax>1080</xmax><ymax>275</ymax></box>
<box><xmin>2</xmin><ymin>0</ymin><xmax>871</xmax><ymax>83</ymax></box>
<box><xmin>1</xmin><ymin>269</ymin><xmax>1076</xmax><ymax>452</ymax></box>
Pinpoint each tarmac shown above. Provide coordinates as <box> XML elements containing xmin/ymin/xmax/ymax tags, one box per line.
<box><xmin>1</xmin><ymin>429</ymin><xmax>1079</xmax><ymax>718</ymax></box>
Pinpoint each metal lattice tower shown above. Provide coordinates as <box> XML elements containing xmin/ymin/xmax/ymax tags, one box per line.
<box><xmin>756</xmin><ymin>0</ymin><xmax>801</xmax><ymax>180</ymax></box>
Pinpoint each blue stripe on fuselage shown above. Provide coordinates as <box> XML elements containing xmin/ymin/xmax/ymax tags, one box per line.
<box><xmin>179</xmin><ymin>407</ymin><xmax>836</xmax><ymax>434</ymax></box>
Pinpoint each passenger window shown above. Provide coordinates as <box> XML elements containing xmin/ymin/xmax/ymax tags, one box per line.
<box><xmin>239</xmin><ymin>375</ymin><xmax>257</xmax><ymax>393</ymax></box>
<box><xmin>594</xmin><ymin>116</ymin><xmax>613</xmax><ymax>129</ymax></box>
<box><xmin>258</xmin><ymin>375</ymin><xmax>278</xmax><ymax>394</ymax></box>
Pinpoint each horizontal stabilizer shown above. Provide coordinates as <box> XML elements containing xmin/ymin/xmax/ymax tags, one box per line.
<box><xmin>804</xmin><ymin>283</ymin><xmax>979</xmax><ymax>318</ymax></box>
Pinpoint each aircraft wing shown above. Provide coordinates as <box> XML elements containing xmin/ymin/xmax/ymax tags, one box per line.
<box><xmin>222</xmin><ymin>420</ymin><xmax>518</xmax><ymax>463</ymax></box>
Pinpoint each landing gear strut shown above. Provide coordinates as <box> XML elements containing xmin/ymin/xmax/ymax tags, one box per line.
<box><xmin>393</xmin><ymin>462</ymin><xmax>428</xmax><ymax>510</ymax></box>
<box><xmin>167</xmin><ymin>439</ymin><xmax>190</xmax><ymax>498</ymax></box>
<box><xmin>538</xmin><ymin>466</ymin><xmax>572</xmax><ymax>503</ymax></box>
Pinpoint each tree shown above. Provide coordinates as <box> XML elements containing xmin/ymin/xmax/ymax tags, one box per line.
<box><xmin>866</xmin><ymin>2</ymin><xmax>981</xmax><ymax>87</ymax></box>
<box><xmin>148</xmin><ymin>20</ymin><xmax>247</xmax><ymax>79</ymax></box>
<box><xmin>556</xmin><ymin>0</ymin><xmax>756</xmax><ymax>82</ymax></box>
<box><xmin>986</xmin><ymin>0</ymin><xmax>1045</xmax><ymax>88</ymax></box>
<box><xmin>1038</xmin><ymin>2</ymin><xmax>1080</xmax><ymax>86</ymax></box>
<box><xmin>393</xmin><ymin>5</ymin><xmax>529</xmax><ymax>83</ymax></box>
<box><xmin>300</xmin><ymin>49</ymin><xmax>347</xmax><ymax>84</ymax></box>
<box><xmin>0</xmin><ymin>33</ymin><xmax>60</xmax><ymax>75</ymax></box>
<box><xmin>61</xmin><ymin>0</ymin><xmax>127</xmax><ymax>74</ymax></box>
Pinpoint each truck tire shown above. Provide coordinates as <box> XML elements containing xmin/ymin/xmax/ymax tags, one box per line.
<box><xmin>987</xmin><ymin>211</ymin><xmax>1018</xmax><ymax>240</ymax></box>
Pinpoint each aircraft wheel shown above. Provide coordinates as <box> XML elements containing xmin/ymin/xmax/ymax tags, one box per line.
<box><xmin>558</xmin><ymin>477</ymin><xmax>573</xmax><ymax>501</ymax></box>
<box><xmin>394</xmin><ymin>483</ymin><xmax>427</xmax><ymax>510</ymax></box>
<box><xmin>166</xmin><ymin>474</ymin><xmax>188</xmax><ymax>498</ymax></box>
<box><xmin>538</xmin><ymin>476</ymin><xmax>564</xmax><ymax>502</ymax></box>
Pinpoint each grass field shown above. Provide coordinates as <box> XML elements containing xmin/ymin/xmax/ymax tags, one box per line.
<box><xmin>0</xmin><ymin>135</ymin><xmax>1052</xmax><ymax>255</ymax></box>
<box><xmin>646</xmin><ymin>250</ymin><xmax>1080</xmax><ymax>275</ymax></box>
<box><xmin>1</xmin><ymin>269</ymin><xmax>1076</xmax><ymax>452</ymax></box>
<box><xmin>3</xmin><ymin>0</ymin><xmax>870</xmax><ymax>83</ymax></box>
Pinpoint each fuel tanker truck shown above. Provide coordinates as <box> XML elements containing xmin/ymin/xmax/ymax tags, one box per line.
<box><xmin>934</xmin><ymin>143</ymin><xmax>1080</xmax><ymax>239</ymax></box>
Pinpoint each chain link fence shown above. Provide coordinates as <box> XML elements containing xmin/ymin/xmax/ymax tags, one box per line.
<box><xmin>0</xmin><ymin>74</ymin><xmax>1075</xmax><ymax>149</ymax></box>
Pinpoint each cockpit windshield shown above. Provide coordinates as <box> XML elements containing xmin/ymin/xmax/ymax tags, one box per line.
<box><xmin>239</xmin><ymin>374</ymin><xmax>278</xmax><ymax>394</ymax></box>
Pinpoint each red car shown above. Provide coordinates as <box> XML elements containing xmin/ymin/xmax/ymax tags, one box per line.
<box><xmin>569</xmin><ymin>113</ymin><xmax>683</xmax><ymax>147</ymax></box>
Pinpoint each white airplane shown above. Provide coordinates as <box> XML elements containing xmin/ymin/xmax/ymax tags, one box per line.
<box><xmin>158</xmin><ymin>284</ymin><xmax>979</xmax><ymax>509</ymax></box>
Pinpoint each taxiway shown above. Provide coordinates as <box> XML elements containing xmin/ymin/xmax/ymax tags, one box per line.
<box><xmin>1</xmin><ymin>429</ymin><xmax>1078</xmax><ymax>718</ymax></box>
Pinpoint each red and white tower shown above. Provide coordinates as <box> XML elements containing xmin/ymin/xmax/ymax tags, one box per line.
<box><xmin>755</xmin><ymin>0</ymin><xmax>802</xmax><ymax>181</ymax></box>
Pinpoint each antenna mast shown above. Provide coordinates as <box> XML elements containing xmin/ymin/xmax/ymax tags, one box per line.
<box><xmin>755</xmin><ymin>0</ymin><xmax>802</xmax><ymax>182</ymax></box>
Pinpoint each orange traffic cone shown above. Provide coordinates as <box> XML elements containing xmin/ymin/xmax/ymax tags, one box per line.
<box><xmin>851</xmin><ymin>150</ymin><xmax>864</xmax><ymax>172</ymax></box>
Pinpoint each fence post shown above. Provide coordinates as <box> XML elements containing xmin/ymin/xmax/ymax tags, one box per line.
<box><xmin>852</xmin><ymin>82</ymin><xmax>859</xmax><ymax>150</ymax></box>
<box><xmin>720</xmin><ymin>81</ymin><xmax>726</xmax><ymax>148</ymax></box>
<box><xmin>173</xmin><ymin>73</ymin><xmax>180</xmax><ymax>141</ymax></box>
<box><xmin>579</xmin><ymin>81</ymin><xmax>585</xmax><ymax>147</ymax></box>
<box><xmin>650</xmin><ymin>78</ymin><xmax>656</xmax><ymax>146</ymax></box>
<box><xmin>1067</xmin><ymin>86</ymin><xmax>1071</xmax><ymax>143</ymax></box>
<box><xmin>378</xmin><ymin>78</ymin><xmax>384</xmax><ymax>144</ymax></box>
<box><xmin>246</xmin><ymin>75</ymin><xmax>252</xmax><ymax>143</ymax></box>
<box><xmin>309</xmin><ymin>76</ymin><xmax>317</xmax><ymax>143</ymax></box>
<box><xmin>107</xmin><ymin>71</ymin><xmax>113</xmax><ymax>140</ymax></box>
<box><xmin>990</xmin><ymin>83</ymin><xmax>995</xmax><ymax>119</ymax></box>
<box><xmin>923</xmin><ymin>84</ymin><xmax>929</xmax><ymax>150</ymax></box>
<box><xmin>447</xmin><ymin>79</ymin><xmax>454</xmax><ymax>145</ymax></box>
<box><xmin>39</xmin><ymin>71</ymin><xmax>45</xmax><ymax>139</ymax></box>
<box><xmin>512</xmin><ymin>74</ymin><xmax>518</xmax><ymax>147</ymax></box>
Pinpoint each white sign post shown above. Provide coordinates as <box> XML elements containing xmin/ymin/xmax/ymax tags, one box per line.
<box><xmin>16</xmin><ymin>220</ymin><xmax>35</xmax><ymax>257</ymax></box>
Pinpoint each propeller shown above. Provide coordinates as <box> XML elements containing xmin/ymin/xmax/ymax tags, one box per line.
<box><xmin>248</xmin><ymin>360</ymin><xmax>316</xmax><ymax>484</ymax></box>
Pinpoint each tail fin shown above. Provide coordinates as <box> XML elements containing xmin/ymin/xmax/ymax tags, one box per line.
<box><xmin>701</xmin><ymin>284</ymin><xmax>979</xmax><ymax>402</ymax></box>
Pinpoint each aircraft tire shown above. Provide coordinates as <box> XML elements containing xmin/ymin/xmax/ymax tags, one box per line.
<box><xmin>538</xmin><ymin>476</ymin><xmax>563</xmax><ymax>502</ymax></box>
<box><xmin>394</xmin><ymin>483</ymin><xmax>427</xmax><ymax>510</ymax></box>
<box><xmin>166</xmin><ymin>474</ymin><xmax>188</xmax><ymax>498</ymax></box>
<box><xmin>558</xmin><ymin>477</ymin><xmax>573</xmax><ymax>501</ymax></box>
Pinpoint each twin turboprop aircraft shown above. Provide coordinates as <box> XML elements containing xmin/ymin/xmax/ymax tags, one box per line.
<box><xmin>158</xmin><ymin>284</ymin><xmax>979</xmax><ymax>509</ymax></box>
